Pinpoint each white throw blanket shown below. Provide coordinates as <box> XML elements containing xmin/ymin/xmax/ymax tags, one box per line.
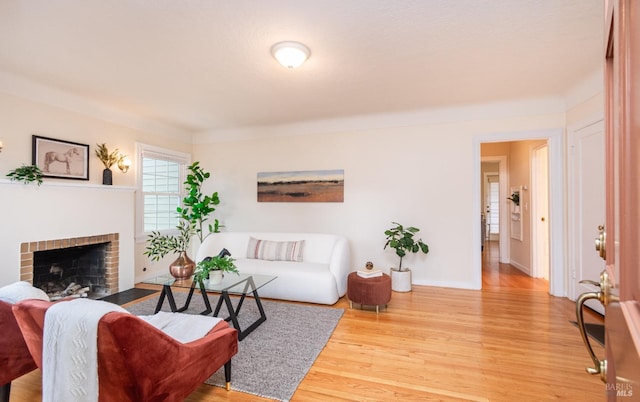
<box><xmin>0</xmin><ymin>281</ymin><xmax>49</xmax><ymax>303</ymax></box>
<box><xmin>42</xmin><ymin>298</ymin><xmax>129</xmax><ymax>402</ymax></box>
<box><xmin>139</xmin><ymin>311</ymin><xmax>223</xmax><ymax>343</ymax></box>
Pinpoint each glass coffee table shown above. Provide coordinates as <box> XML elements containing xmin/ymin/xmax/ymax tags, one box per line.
<box><xmin>143</xmin><ymin>273</ymin><xmax>277</xmax><ymax>341</ymax></box>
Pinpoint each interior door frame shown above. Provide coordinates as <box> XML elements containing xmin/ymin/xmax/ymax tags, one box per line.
<box><xmin>566</xmin><ymin>116</ymin><xmax>605</xmax><ymax>310</ymax></box>
<box><xmin>473</xmin><ymin>129</ymin><xmax>564</xmax><ymax>296</ymax></box>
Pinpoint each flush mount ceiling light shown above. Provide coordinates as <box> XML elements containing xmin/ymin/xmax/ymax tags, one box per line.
<box><xmin>271</xmin><ymin>41</ymin><xmax>310</xmax><ymax>69</ymax></box>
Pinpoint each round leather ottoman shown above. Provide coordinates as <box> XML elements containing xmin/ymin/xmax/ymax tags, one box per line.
<box><xmin>347</xmin><ymin>272</ymin><xmax>391</xmax><ymax>314</ymax></box>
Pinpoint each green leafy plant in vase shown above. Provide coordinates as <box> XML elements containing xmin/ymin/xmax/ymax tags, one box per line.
<box><xmin>144</xmin><ymin>161</ymin><xmax>221</xmax><ymax>280</ymax></box>
<box><xmin>507</xmin><ymin>192</ymin><xmax>520</xmax><ymax>206</ymax></box>
<box><xmin>193</xmin><ymin>255</ymin><xmax>239</xmax><ymax>285</ymax></box>
<box><xmin>384</xmin><ymin>221</ymin><xmax>429</xmax><ymax>292</ymax></box>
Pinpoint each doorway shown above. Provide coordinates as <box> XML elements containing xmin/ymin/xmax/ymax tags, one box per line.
<box><xmin>474</xmin><ymin>130</ymin><xmax>563</xmax><ymax>295</ymax></box>
<box><xmin>568</xmin><ymin>119</ymin><xmax>605</xmax><ymax>314</ymax></box>
<box><xmin>481</xmin><ymin>156</ymin><xmax>508</xmax><ymax>264</ymax></box>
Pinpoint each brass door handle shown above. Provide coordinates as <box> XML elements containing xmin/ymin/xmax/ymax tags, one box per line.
<box><xmin>579</xmin><ymin>270</ymin><xmax>618</xmax><ymax>307</ymax></box>
<box><xmin>575</xmin><ymin>269</ymin><xmax>619</xmax><ymax>383</ymax></box>
<box><xmin>579</xmin><ymin>279</ymin><xmax>600</xmax><ymax>287</ymax></box>
<box><xmin>575</xmin><ymin>289</ymin><xmax>607</xmax><ymax>381</ymax></box>
<box><xmin>594</xmin><ymin>225</ymin><xmax>606</xmax><ymax>260</ymax></box>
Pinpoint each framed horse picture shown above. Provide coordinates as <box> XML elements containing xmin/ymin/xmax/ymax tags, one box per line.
<box><xmin>32</xmin><ymin>135</ymin><xmax>89</xmax><ymax>180</ymax></box>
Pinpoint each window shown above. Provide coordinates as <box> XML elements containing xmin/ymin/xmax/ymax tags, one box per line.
<box><xmin>136</xmin><ymin>144</ymin><xmax>190</xmax><ymax>240</ymax></box>
<box><xmin>488</xmin><ymin>179</ymin><xmax>500</xmax><ymax>235</ymax></box>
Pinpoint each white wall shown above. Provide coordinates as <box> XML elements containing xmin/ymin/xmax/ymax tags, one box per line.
<box><xmin>193</xmin><ymin>105</ymin><xmax>566</xmax><ymax>290</ymax></box>
<box><xmin>0</xmin><ymin>91</ymin><xmax>192</xmax><ymax>287</ymax></box>
<box><xmin>0</xmin><ymin>78</ymin><xmax>605</xmax><ymax>292</ymax></box>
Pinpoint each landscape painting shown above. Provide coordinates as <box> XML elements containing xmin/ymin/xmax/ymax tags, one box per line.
<box><xmin>257</xmin><ymin>169</ymin><xmax>344</xmax><ymax>202</ymax></box>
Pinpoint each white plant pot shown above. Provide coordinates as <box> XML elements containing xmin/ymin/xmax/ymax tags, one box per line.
<box><xmin>390</xmin><ymin>268</ymin><xmax>412</xmax><ymax>292</ymax></box>
<box><xmin>209</xmin><ymin>270</ymin><xmax>223</xmax><ymax>284</ymax></box>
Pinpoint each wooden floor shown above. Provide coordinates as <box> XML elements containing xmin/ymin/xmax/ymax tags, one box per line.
<box><xmin>10</xmin><ymin>241</ymin><xmax>606</xmax><ymax>401</ymax></box>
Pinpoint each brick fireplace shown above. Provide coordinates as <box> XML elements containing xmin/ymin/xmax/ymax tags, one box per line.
<box><xmin>20</xmin><ymin>233</ymin><xmax>120</xmax><ymax>297</ymax></box>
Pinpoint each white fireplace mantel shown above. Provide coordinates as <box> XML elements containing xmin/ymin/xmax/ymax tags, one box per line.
<box><xmin>0</xmin><ymin>181</ymin><xmax>135</xmax><ymax>289</ymax></box>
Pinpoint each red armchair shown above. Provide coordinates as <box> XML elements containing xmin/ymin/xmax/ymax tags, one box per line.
<box><xmin>13</xmin><ymin>299</ymin><xmax>238</xmax><ymax>402</ymax></box>
<box><xmin>0</xmin><ymin>300</ymin><xmax>38</xmax><ymax>402</ymax></box>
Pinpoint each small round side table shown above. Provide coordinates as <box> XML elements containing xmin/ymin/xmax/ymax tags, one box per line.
<box><xmin>347</xmin><ymin>271</ymin><xmax>391</xmax><ymax>314</ymax></box>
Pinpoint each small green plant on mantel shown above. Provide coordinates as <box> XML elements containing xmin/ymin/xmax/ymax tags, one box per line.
<box><xmin>507</xmin><ymin>191</ymin><xmax>520</xmax><ymax>206</ymax></box>
<box><xmin>144</xmin><ymin>161</ymin><xmax>221</xmax><ymax>261</ymax></box>
<box><xmin>384</xmin><ymin>222</ymin><xmax>429</xmax><ymax>271</ymax></box>
<box><xmin>6</xmin><ymin>165</ymin><xmax>43</xmax><ymax>186</ymax></box>
<box><xmin>193</xmin><ymin>255</ymin><xmax>239</xmax><ymax>283</ymax></box>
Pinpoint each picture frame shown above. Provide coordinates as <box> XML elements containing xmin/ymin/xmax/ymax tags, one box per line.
<box><xmin>257</xmin><ymin>169</ymin><xmax>344</xmax><ymax>202</ymax></box>
<box><xmin>32</xmin><ymin>135</ymin><xmax>90</xmax><ymax>180</ymax></box>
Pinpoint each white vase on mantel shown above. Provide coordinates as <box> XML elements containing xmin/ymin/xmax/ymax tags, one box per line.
<box><xmin>390</xmin><ymin>268</ymin><xmax>412</xmax><ymax>292</ymax></box>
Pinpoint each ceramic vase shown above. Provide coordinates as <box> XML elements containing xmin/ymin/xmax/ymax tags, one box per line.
<box><xmin>169</xmin><ymin>251</ymin><xmax>195</xmax><ymax>280</ymax></box>
<box><xmin>102</xmin><ymin>168</ymin><xmax>113</xmax><ymax>185</ymax></box>
<box><xmin>209</xmin><ymin>270</ymin><xmax>223</xmax><ymax>284</ymax></box>
<box><xmin>390</xmin><ymin>268</ymin><xmax>412</xmax><ymax>292</ymax></box>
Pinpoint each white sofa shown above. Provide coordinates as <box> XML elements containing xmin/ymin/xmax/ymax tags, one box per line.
<box><xmin>195</xmin><ymin>232</ymin><xmax>351</xmax><ymax>305</ymax></box>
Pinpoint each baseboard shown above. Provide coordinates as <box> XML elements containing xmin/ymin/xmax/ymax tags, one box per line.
<box><xmin>509</xmin><ymin>260</ymin><xmax>530</xmax><ymax>274</ymax></box>
<box><xmin>411</xmin><ymin>279</ymin><xmax>480</xmax><ymax>290</ymax></box>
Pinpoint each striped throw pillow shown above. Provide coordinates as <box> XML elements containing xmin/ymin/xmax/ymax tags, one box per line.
<box><xmin>246</xmin><ymin>237</ymin><xmax>305</xmax><ymax>262</ymax></box>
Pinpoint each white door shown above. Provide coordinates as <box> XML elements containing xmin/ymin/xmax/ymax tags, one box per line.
<box><xmin>570</xmin><ymin>120</ymin><xmax>605</xmax><ymax>315</ymax></box>
<box><xmin>532</xmin><ymin>144</ymin><xmax>550</xmax><ymax>280</ymax></box>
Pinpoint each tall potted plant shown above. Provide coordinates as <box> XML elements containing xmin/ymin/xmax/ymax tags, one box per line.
<box><xmin>144</xmin><ymin>161</ymin><xmax>221</xmax><ymax>279</ymax></box>
<box><xmin>177</xmin><ymin>161</ymin><xmax>221</xmax><ymax>243</ymax></box>
<box><xmin>384</xmin><ymin>222</ymin><xmax>429</xmax><ymax>292</ymax></box>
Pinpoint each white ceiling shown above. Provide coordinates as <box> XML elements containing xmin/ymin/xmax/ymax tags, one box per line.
<box><xmin>0</xmin><ymin>0</ymin><xmax>603</xmax><ymax>136</ymax></box>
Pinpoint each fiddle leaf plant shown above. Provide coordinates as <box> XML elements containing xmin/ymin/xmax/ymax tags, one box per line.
<box><xmin>177</xmin><ymin>161</ymin><xmax>221</xmax><ymax>243</ymax></box>
<box><xmin>384</xmin><ymin>222</ymin><xmax>429</xmax><ymax>271</ymax></box>
<box><xmin>6</xmin><ymin>164</ymin><xmax>43</xmax><ymax>186</ymax></box>
<box><xmin>144</xmin><ymin>161</ymin><xmax>221</xmax><ymax>261</ymax></box>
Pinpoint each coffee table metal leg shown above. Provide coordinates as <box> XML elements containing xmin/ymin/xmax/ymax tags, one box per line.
<box><xmin>232</xmin><ymin>278</ymin><xmax>253</xmax><ymax>316</ymax></box>
<box><xmin>221</xmin><ymin>290</ymin><xmax>244</xmax><ymax>339</ymax></box>
<box><xmin>204</xmin><ymin>276</ymin><xmax>269</xmax><ymax>341</ymax></box>
<box><xmin>164</xmin><ymin>285</ymin><xmax>178</xmax><ymax>312</ymax></box>
<box><xmin>233</xmin><ymin>288</ymin><xmax>267</xmax><ymax>341</ymax></box>
<box><xmin>213</xmin><ymin>293</ymin><xmax>225</xmax><ymax>317</ymax></box>
<box><xmin>175</xmin><ymin>285</ymin><xmax>195</xmax><ymax>312</ymax></box>
<box><xmin>154</xmin><ymin>286</ymin><xmax>167</xmax><ymax>313</ymax></box>
<box><xmin>196</xmin><ymin>281</ymin><xmax>212</xmax><ymax>315</ymax></box>
<box><xmin>208</xmin><ymin>281</ymin><xmax>267</xmax><ymax>341</ymax></box>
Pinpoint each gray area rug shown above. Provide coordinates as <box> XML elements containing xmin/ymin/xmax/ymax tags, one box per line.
<box><xmin>125</xmin><ymin>292</ymin><xmax>344</xmax><ymax>401</ymax></box>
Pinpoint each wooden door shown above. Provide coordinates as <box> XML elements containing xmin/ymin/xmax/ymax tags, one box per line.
<box><xmin>603</xmin><ymin>0</ymin><xmax>640</xmax><ymax>398</ymax></box>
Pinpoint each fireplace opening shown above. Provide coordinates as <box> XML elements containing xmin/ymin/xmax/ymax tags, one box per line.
<box><xmin>21</xmin><ymin>233</ymin><xmax>119</xmax><ymax>298</ymax></box>
<box><xmin>33</xmin><ymin>243</ymin><xmax>109</xmax><ymax>300</ymax></box>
